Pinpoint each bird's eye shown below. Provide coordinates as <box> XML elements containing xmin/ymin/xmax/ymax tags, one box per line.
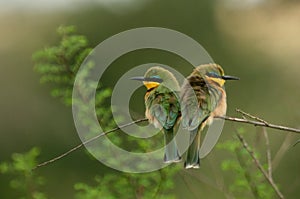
<box><xmin>207</xmin><ymin>72</ymin><xmax>219</xmax><ymax>78</ymax></box>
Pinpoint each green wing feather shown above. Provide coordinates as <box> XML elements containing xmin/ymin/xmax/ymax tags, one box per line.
<box><xmin>146</xmin><ymin>88</ymin><xmax>180</xmax><ymax>129</ymax></box>
<box><xmin>145</xmin><ymin>86</ymin><xmax>181</xmax><ymax>163</ymax></box>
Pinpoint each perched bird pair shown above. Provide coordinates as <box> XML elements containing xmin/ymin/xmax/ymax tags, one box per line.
<box><xmin>131</xmin><ymin>64</ymin><xmax>239</xmax><ymax>168</ymax></box>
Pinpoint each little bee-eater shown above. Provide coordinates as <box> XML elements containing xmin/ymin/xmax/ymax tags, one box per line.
<box><xmin>181</xmin><ymin>63</ymin><xmax>239</xmax><ymax>169</ymax></box>
<box><xmin>131</xmin><ymin>66</ymin><xmax>181</xmax><ymax>163</ymax></box>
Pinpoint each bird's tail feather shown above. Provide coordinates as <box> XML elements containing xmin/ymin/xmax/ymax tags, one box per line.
<box><xmin>184</xmin><ymin>128</ymin><xmax>200</xmax><ymax>169</ymax></box>
<box><xmin>163</xmin><ymin>128</ymin><xmax>181</xmax><ymax>163</ymax></box>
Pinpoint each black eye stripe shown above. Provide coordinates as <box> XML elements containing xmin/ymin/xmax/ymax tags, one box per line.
<box><xmin>207</xmin><ymin>72</ymin><xmax>220</xmax><ymax>78</ymax></box>
<box><xmin>144</xmin><ymin>77</ymin><xmax>163</xmax><ymax>83</ymax></box>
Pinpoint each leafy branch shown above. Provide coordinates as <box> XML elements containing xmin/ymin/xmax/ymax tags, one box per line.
<box><xmin>0</xmin><ymin>148</ymin><xmax>47</xmax><ymax>199</ymax></box>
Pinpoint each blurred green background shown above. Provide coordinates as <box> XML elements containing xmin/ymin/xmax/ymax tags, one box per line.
<box><xmin>1</xmin><ymin>0</ymin><xmax>300</xmax><ymax>198</ymax></box>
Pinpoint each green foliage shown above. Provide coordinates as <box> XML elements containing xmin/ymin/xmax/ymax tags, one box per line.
<box><xmin>0</xmin><ymin>148</ymin><xmax>47</xmax><ymax>199</ymax></box>
<box><xmin>217</xmin><ymin>129</ymin><xmax>275</xmax><ymax>199</ymax></box>
<box><xmin>32</xmin><ymin>25</ymin><xmax>96</xmax><ymax>106</ymax></box>
<box><xmin>74</xmin><ymin>167</ymin><xmax>179</xmax><ymax>199</ymax></box>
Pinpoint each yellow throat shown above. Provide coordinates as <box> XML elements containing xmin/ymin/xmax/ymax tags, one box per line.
<box><xmin>143</xmin><ymin>81</ymin><xmax>160</xmax><ymax>90</ymax></box>
<box><xmin>208</xmin><ymin>77</ymin><xmax>225</xmax><ymax>87</ymax></box>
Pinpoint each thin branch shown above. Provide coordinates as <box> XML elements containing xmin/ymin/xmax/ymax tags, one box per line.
<box><xmin>235</xmin><ymin>146</ymin><xmax>260</xmax><ymax>198</ymax></box>
<box><xmin>262</xmin><ymin>128</ymin><xmax>272</xmax><ymax>178</ymax></box>
<box><xmin>272</xmin><ymin>133</ymin><xmax>294</xmax><ymax>171</ymax></box>
<box><xmin>33</xmin><ymin>109</ymin><xmax>300</xmax><ymax>170</ymax></box>
<box><xmin>216</xmin><ymin>115</ymin><xmax>300</xmax><ymax>134</ymax></box>
<box><xmin>236</xmin><ymin>133</ymin><xmax>285</xmax><ymax>199</ymax></box>
<box><xmin>153</xmin><ymin>169</ymin><xmax>164</xmax><ymax>198</ymax></box>
<box><xmin>293</xmin><ymin>140</ymin><xmax>300</xmax><ymax>147</ymax></box>
<box><xmin>32</xmin><ymin>118</ymin><xmax>148</xmax><ymax>170</ymax></box>
<box><xmin>236</xmin><ymin>109</ymin><xmax>269</xmax><ymax>126</ymax></box>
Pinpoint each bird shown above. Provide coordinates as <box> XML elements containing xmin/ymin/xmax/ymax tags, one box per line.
<box><xmin>180</xmin><ymin>63</ymin><xmax>239</xmax><ymax>169</ymax></box>
<box><xmin>131</xmin><ymin>66</ymin><xmax>182</xmax><ymax>163</ymax></box>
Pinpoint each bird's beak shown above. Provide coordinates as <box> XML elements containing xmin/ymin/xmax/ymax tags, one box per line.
<box><xmin>130</xmin><ymin>76</ymin><xmax>146</xmax><ymax>81</ymax></box>
<box><xmin>222</xmin><ymin>75</ymin><xmax>240</xmax><ymax>80</ymax></box>
<box><xmin>130</xmin><ymin>76</ymin><xmax>163</xmax><ymax>83</ymax></box>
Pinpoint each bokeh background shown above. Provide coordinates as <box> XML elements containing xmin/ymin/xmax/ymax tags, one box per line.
<box><xmin>1</xmin><ymin>0</ymin><xmax>300</xmax><ymax>198</ymax></box>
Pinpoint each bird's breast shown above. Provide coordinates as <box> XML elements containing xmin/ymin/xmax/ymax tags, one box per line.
<box><xmin>208</xmin><ymin>88</ymin><xmax>227</xmax><ymax>125</ymax></box>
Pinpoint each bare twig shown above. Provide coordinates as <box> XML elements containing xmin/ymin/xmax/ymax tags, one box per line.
<box><xmin>32</xmin><ymin>118</ymin><xmax>148</xmax><ymax>170</ymax></box>
<box><xmin>272</xmin><ymin>133</ymin><xmax>294</xmax><ymax>171</ymax></box>
<box><xmin>293</xmin><ymin>140</ymin><xmax>300</xmax><ymax>147</ymax></box>
<box><xmin>236</xmin><ymin>109</ymin><xmax>269</xmax><ymax>126</ymax></box>
<box><xmin>235</xmin><ymin>146</ymin><xmax>260</xmax><ymax>198</ymax></box>
<box><xmin>33</xmin><ymin>109</ymin><xmax>300</xmax><ymax>170</ymax></box>
<box><xmin>216</xmin><ymin>115</ymin><xmax>300</xmax><ymax>134</ymax></box>
<box><xmin>236</xmin><ymin>133</ymin><xmax>285</xmax><ymax>199</ymax></box>
<box><xmin>262</xmin><ymin>128</ymin><xmax>272</xmax><ymax>178</ymax></box>
<box><xmin>153</xmin><ymin>169</ymin><xmax>164</xmax><ymax>198</ymax></box>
